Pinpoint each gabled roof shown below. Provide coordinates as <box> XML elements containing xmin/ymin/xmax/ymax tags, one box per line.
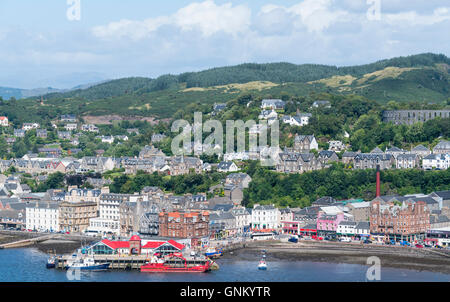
<box><xmin>101</xmin><ymin>239</ymin><xmax>129</xmax><ymax>249</ymax></box>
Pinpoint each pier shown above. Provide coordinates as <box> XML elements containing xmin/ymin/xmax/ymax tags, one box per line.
<box><xmin>55</xmin><ymin>254</ymin><xmax>151</xmax><ymax>270</ymax></box>
<box><xmin>0</xmin><ymin>234</ymin><xmax>57</xmax><ymax>249</ymax></box>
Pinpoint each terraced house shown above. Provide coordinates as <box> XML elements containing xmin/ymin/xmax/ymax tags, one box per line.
<box><xmin>353</xmin><ymin>153</ymin><xmax>394</xmax><ymax>170</ymax></box>
<box><xmin>276</xmin><ymin>151</ymin><xmax>321</xmax><ymax>174</ymax></box>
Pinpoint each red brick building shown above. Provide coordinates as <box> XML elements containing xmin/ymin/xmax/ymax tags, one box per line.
<box><xmin>370</xmin><ymin>200</ymin><xmax>430</xmax><ymax>242</ymax></box>
<box><xmin>159</xmin><ymin>211</ymin><xmax>209</xmax><ymax>238</ymax></box>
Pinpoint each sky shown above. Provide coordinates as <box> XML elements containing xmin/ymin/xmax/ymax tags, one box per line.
<box><xmin>0</xmin><ymin>0</ymin><xmax>449</xmax><ymax>89</ymax></box>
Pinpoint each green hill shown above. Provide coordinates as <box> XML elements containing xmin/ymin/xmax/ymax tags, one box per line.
<box><xmin>1</xmin><ymin>53</ymin><xmax>448</xmax><ymax>124</ymax></box>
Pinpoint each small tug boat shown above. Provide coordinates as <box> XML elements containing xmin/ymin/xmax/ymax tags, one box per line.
<box><xmin>141</xmin><ymin>254</ymin><xmax>212</xmax><ymax>273</ymax></box>
<box><xmin>205</xmin><ymin>247</ymin><xmax>223</xmax><ymax>259</ymax></box>
<box><xmin>66</xmin><ymin>257</ymin><xmax>110</xmax><ymax>271</ymax></box>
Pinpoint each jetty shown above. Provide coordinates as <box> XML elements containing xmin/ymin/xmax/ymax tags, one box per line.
<box><xmin>0</xmin><ymin>234</ymin><xmax>57</xmax><ymax>249</ymax></box>
<box><xmin>54</xmin><ymin>252</ymin><xmax>219</xmax><ymax>271</ymax></box>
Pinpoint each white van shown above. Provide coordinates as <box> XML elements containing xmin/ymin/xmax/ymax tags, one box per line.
<box><xmin>84</xmin><ymin>230</ymin><xmax>100</xmax><ymax>237</ymax></box>
<box><xmin>340</xmin><ymin>237</ymin><xmax>351</xmax><ymax>242</ymax></box>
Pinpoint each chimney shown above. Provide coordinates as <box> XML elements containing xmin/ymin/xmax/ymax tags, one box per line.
<box><xmin>376</xmin><ymin>165</ymin><xmax>381</xmax><ymax>198</ymax></box>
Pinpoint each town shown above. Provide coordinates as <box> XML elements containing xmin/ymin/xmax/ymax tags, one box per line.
<box><xmin>0</xmin><ymin>102</ymin><xmax>448</xmax><ymax>267</ymax></box>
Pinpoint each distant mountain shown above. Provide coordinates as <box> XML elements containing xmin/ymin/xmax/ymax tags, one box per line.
<box><xmin>2</xmin><ymin>53</ymin><xmax>448</xmax><ymax>123</ymax></box>
<box><xmin>0</xmin><ymin>86</ymin><xmax>64</xmax><ymax>100</ymax></box>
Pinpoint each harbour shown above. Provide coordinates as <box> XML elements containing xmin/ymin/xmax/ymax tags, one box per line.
<box><xmin>1</xmin><ymin>247</ymin><xmax>449</xmax><ymax>282</ymax></box>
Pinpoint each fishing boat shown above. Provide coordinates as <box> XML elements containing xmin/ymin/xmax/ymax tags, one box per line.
<box><xmin>46</xmin><ymin>256</ymin><xmax>56</xmax><ymax>269</ymax></box>
<box><xmin>46</xmin><ymin>249</ymin><xmax>57</xmax><ymax>269</ymax></box>
<box><xmin>66</xmin><ymin>257</ymin><xmax>110</xmax><ymax>271</ymax></box>
<box><xmin>205</xmin><ymin>247</ymin><xmax>223</xmax><ymax>258</ymax></box>
<box><xmin>140</xmin><ymin>254</ymin><xmax>212</xmax><ymax>273</ymax></box>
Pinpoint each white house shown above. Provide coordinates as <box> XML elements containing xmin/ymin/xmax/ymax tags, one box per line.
<box><xmin>0</xmin><ymin>116</ymin><xmax>9</xmax><ymax>127</ymax></box>
<box><xmin>217</xmin><ymin>161</ymin><xmax>239</xmax><ymax>173</ymax></box>
<box><xmin>22</xmin><ymin>123</ymin><xmax>40</xmax><ymax>131</ymax></box>
<box><xmin>423</xmin><ymin>154</ymin><xmax>449</xmax><ymax>170</ymax></box>
<box><xmin>259</xmin><ymin>110</ymin><xmax>278</xmax><ymax>120</ymax></box>
<box><xmin>26</xmin><ymin>202</ymin><xmax>59</xmax><ymax>232</ymax></box>
<box><xmin>251</xmin><ymin>204</ymin><xmax>280</xmax><ymax>230</ymax></box>
<box><xmin>65</xmin><ymin>124</ymin><xmax>78</xmax><ymax>131</ymax></box>
<box><xmin>261</xmin><ymin>99</ymin><xmax>285</xmax><ymax>110</ymax></box>
<box><xmin>337</xmin><ymin>221</ymin><xmax>357</xmax><ymax>236</ymax></box>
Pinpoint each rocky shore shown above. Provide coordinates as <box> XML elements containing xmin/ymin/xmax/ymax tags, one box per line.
<box><xmin>224</xmin><ymin>240</ymin><xmax>450</xmax><ymax>275</ymax></box>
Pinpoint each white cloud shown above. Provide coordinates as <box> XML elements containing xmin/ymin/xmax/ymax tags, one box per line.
<box><xmin>384</xmin><ymin>7</ymin><xmax>450</xmax><ymax>26</ymax></box>
<box><xmin>1</xmin><ymin>0</ymin><xmax>450</xmax><ymax>88</ymax></box>
<box><xmin>92</xmin><ymin>0</ymin><xmax>251</xmax><ymax>40</ymax></box>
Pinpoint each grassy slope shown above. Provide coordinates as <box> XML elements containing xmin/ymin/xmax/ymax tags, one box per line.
<box><xmin>4</xmin><ymin>54</ymin><xmax>449</xmax><ymax>122</ymax></box>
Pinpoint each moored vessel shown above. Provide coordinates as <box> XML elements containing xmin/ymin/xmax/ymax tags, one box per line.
<box><xmin>140</xmin><ymin>254</ymin><xmax>212</xmax><ymax>273</ymax></box>
<box><xmin>205</xmin><ymin>247</ymin><xmax>223</xmax><ymax>258</ymax></box>
<box><xmin>66</xmin><ymin>257</ymin><xmax>110</xmax><ymax>271</ymax></box>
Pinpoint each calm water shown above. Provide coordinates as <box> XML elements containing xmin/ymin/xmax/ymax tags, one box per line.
<box><xmin>0</xmin><ymin>248</ymin><xmax>448</xmax><ymax>282</ymax></box>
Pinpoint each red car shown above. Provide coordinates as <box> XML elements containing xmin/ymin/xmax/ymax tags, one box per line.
<box><xmin>415</xmin><ymin>244</ymin><xmax>424</xmax><ymax>248</ymax></box>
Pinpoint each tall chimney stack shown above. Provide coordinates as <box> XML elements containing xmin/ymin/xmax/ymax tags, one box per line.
<box><xmin>376</xmin><ymin>165</ymin><xmax>381</xmax><ymax>198</ymax></box>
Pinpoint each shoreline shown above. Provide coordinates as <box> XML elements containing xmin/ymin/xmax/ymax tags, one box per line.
<box><xmin>3</xmin><ymin>231</ymin><xmax>450</xmax><ymax>275</ymax></box>
<box><xmin>223</xmin><ymin>241</ymin><xmax>450</xmax><ymax>275</ymax></box>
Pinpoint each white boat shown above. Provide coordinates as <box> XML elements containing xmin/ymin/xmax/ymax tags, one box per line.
<box><xmin>66</xmin><ymin>257</ymin><xmax>110</xmax><ymax>271</ymax></box>
<box><xmin>258</xmin><ymin>259</ymin><xmax>267</xmax><ymax>270</ymax></box>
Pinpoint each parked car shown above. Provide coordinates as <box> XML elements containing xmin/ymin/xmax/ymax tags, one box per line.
<box><xmin>415</xmin><ymin>244</ymin><xmax>424</xmax><ymax>248</ymax></box>
<box><xmin>363</xmin><ymin>240</ymin><xmax>372</xmax><ymax>244</ymax></box>
<box><xmin>340</xmin><ymin>237</ymin><xmax>351</xmax><ymax>242</ymax></box>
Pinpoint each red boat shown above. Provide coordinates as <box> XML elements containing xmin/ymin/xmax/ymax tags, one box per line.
<box><xmin>140</xmin><ymin>254</ymin><xmax>212</xmax><ymax>273</ymax></box>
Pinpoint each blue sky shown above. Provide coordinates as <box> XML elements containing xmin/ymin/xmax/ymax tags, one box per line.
<box><xmin>0</xmin><ymin>0</ymin><xmax>449</xmax><ymax>88</ymax></box>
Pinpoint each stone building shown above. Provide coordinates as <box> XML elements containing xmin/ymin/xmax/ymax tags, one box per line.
<box><xmin>293</xmin><ymin>135</ymin><xmax>318</xmax><ymax>152</ymax></box>
<box><xmin>353</xmin><ymin>153</ymin><xmax>394</xmax><ymax>170</ymax></box>
<box><xmin>382</xmin><ymin>110</ymin><xmax>450</xmax><ymax>125</ymax></box>
<box><xmin>396</xmin><ymin>153</ymin><xmax>420</xmax><ymax>169</ymax></box>
<box><xmin>58</xmin><ymin>200</ymin><xmax>98</xmax><ymax>233</ymax></box>
<box><xmin>370</xmin><ymin>200</ymin><xmax>430</xmax><ymax>241</ymax></box>
<box><xmin>158</xmin><ymin>211</ymin><xmax>209</xmax><ymax>238</ymax></box>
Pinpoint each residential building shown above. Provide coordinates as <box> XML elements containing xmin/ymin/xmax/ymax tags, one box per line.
<box><xmin>58</xmin><ymin>131</ymin><xmax>72</xmax><ymax>140</ymax></box>
<box><xmin>65</xmin><ymin>124</ymin><xmax>78</xmax><ymax>131</ymax></box>
<box><xmin>294</xmin><ymin>135</ymin><xmax>318</xmax><ymax>152</ymax></box>
<box><xmin>225</xmin><ymin>173</ymin><xmax>252</xmax><ymax>189</ymax></box>
<box><xmin>410</xmin><ymin>145</ymin><xmax>431</xmax><ymax>158</ymax></box>
<box><xmin>81</xmin><ymin>124</ymin><xmax>99</xmax><ymax>133</ymax></box>
<box><xmin>60</xmin><ymin>114</ymin><xmax>77</xmax><ymax>122</ymax></box>
<box><xmin>158</xmin><ymin>211</ymin><xmax>209</xmax><ymax>238</ymax></box>
<box><xmin>261</xmin><ymin>99</ymin><xmax>285</xmax><ymax>110</ymax></box>
<box><xmin>25</xmin><ymin>202</ymin><xmax>59</xmax><ymax>232</ymax></box>
<box><xmin>433</xmin><ymin>140</ymin><xmax>450</xmax><ymax>155</ymax></box>
<box><xmin>337</xmin><ymin>221</ymin><xmax>357</xmax><ymax>236</ymax></box>
<box><xmin>328</xmin><ymin>141</ymin><xmax>345</xmax><ymax>152</ymax></box>
<box><xmin>0</xmin><ymin>116</ymin><xmax>9</xmax><ymax>127</ymax></box>
<box><xmin>217</xmin><ymin>161</ymin><xmax>239</xmax><ymax>173</ymax></box>
<box><xmin>58</xmin><ymin>200</ymin><xmax>98</xmax><ymax>233</ymax></box>
<box><xmin>312</xmin><ymin>100</ymin><xmax>331</xmax><ymax>108</ymax></box>
<box><xmin>370</xmin><ymin>200</ymin><xmax>430</xmax><ymax>241</ymax></box>
<box><xmin>347</xmin><ymin>202</ymin><xmax>371</xmax><ymax>222</ymax></box>
<box><xmin>36</xmin><ymin>129</ymin><xmax>47</xmax><ymax>139</ymax></box>
<box><xmin>396</xmin><ymin>153</ymin><xmax>420</xmax><ymax>169</ymax></box>
<box><xmin>382</xmin><ymin>110</ymin><xmax>450</xmax><ymax>125</ymax></box>
<box><xmin>423</xmin><ymin>154</ymin><xmax>450</xmax><ymax>170</ymax></box>
<box><xmin>353</xmin><ymin>153</ymin><xmax>394</xmax><ymax>170</ymax></box>
<box><xmin>316</xmin><ymin>212</ymin><xmax>345</xmax><ymax>236</ymax></box>
<box><xmin>22</xmin><ymin>123</ymin><xmax>40</xmax><ymax>131</ymax></box>
<box><xmin>251</xmin><ymin>204</ymin><xmax>280</xmax><ymax>230</ymax></box>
